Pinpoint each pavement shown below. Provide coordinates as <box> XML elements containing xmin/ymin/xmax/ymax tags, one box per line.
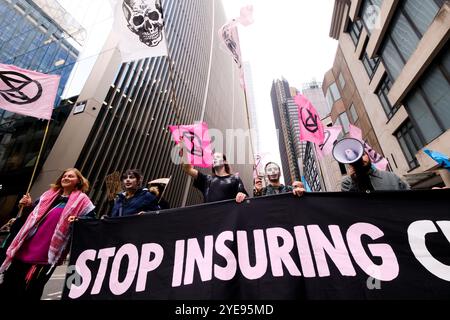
<box><xmin>41</xmin><ymin>264</ymin><xmax>67</xmax><ymax>300</ymax></box>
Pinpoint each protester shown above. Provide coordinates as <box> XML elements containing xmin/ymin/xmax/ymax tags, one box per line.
<box><xmin>109</xmin><ymin>169</ymin><xmax>160</xmax><ymax>217</ymax></box>
<box><xmin>254</xmin><ymin>162</ymin><xmax>305</xmax><ymax>197</ymax></box>
<box><xmin>0</xmin><ymin>194</ymin><xmax>39</xmax><ymax>266</ymax></box>
<box><xmin>253</xmin><ymin>176</ymin><xmax>264</xmax><ymax>197</ymax></box>
<box><xmin>0</xmin><ymin>168</ymin><xmax>95</xmax><ymax>299</ymax></box>
<box><xmin>148</xmin><ymin>183</ymin><xmax>170</xmax><ymax>210</ymax></box>
<box><xmin>341</xmin><ymin>153</ymin><xmax>410</xmax><ymax>192</ymax></box>
<box><xmin>181</xmin><ymin>150</ymin><xmax>248</xmax><ymax>203</ymax></box>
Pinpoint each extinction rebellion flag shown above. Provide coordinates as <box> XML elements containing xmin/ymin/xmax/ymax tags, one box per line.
<box><xmin>168</xmin><ymin>122</ymin><xmax>214</xmax><ymax>168</ymax></box>
<box><xmin>0</xmin><ymin>63</ymin><xmax>60</xmax><ymax>120</ymax></box>
<box><xmin>112</xmin><ymin>0</ymin><xmax>168</xmax><ymax>62</ymax></box>
<box><xmin>63</xmin><ymin>190</ymin><xmax>450</xmax><ymax>300</ymax></box>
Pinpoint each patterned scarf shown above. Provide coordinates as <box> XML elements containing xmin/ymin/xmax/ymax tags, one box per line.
<box><xmin>0</xmin><ymin>188</ymin><xmax>95</xmax><ymax>274</ymax></box>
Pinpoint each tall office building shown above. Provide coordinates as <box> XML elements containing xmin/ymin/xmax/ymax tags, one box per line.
<box><xmin>270</xmin><ymin>78</ymin><xmax>301</xmax><ymax>186</ymax></box>
<box><xmin>0</xmin><ymin>0</ymin><xmax>84</xmax><ymax>223</ymax></box>
<box><xmin>302</xmin><ymin>81</ymin><xmax>331</xmax><ymax>119</ymax></box>
<box><xmin>297</xmin><ymin>81</ymin><xmax>329</xmax><ymax>191</ymax></box>
<box><xmin>242</xmin><ymin>62</ymin><xmax>260</xmax><ymax>157</ymax></box>
<box><xmin>324</xmin><ymin>0</ymin><xmax>449</xmax><ymax>189</ymax></box>
<box><xmin>30</xmin><ymin>0</ymin><xmax>254</xmax><ymax>215</ymax></box>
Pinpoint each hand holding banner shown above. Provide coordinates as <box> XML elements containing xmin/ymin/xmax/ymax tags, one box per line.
<box><xmin>169</xmin><ymin>122</ymin><xmax>213</xmax><ymax>168</ymax></box>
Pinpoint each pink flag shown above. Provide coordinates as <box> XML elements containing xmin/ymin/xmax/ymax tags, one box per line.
<box><xmin>238</xmin><ymin>5</ymin><xmax>254</xmax><ymax>26</ymax></box>
<box><xmin>295</xmin><ymin>94</ymin><xmax>325</xmax><ymax>145</ymax></box>
<box><xmin>169</xmin><ymin>122</ymin><xmax>214</xmax><ymax>168</ymax></box>
<box><xmin>349</xmin><ymin>124</ymin><xmax>389</xmax><ymax>170</ymax></box>
<box><xmin>219</xmin><ymin>21</ymin><xmax>243</xmax><ymax>69</ymax></box>
<box><xmin>0</xmin><ymin>63</ymin><xmax>60</xmax><ymax>120</ymax></box>
<box><xmin>219</xmin><ymin>5</ymin><xmax>253</xmax><ymax>69</ymax></box>
<box><xmin>349</xmin><ymin>124</ymin><xmax>363</xmax><ymax>141</ymax></box>
<box><xmin>315</xmin><ymin>125</ymin><xmax>342</xmax><ymax>159</ymax></box>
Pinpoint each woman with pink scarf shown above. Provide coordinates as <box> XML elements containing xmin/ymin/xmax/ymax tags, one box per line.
<box><xmin>0</xmin><ymin>168</ymin><xmax>95</xmax><ymax>299</ymax></box>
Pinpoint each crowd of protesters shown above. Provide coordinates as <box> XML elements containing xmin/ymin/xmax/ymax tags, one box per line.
<box><xmin>0</xmin><ymin>138</ymin><xmax>432</xmax><ymax>299</ymax></box>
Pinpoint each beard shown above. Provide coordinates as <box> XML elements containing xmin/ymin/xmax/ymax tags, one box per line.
<box><xmin>268</xmin><ymin>174</ymin><xmax>280</xmax><ymax>183</ymax></box>
<box><xmin>350</xmin><ymin>158</ymin><xmax>374</xmax><ymax>192</ymax></box>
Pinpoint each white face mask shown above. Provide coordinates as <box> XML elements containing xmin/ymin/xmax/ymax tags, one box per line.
<box><xmin>265</xmin><ymin>164</ymin><xmax>280</xmax><ymax>181</ymax></box>
<box><xmin>213</xmin><ymin>153</ymin><xmax>224</xmax><ymax>168</ymax></box>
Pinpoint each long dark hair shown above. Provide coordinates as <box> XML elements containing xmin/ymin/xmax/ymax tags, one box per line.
<box><xmin>212</xmin><ymin>153</ymin><xmax>231</xmax><ymax>176</ymax></box>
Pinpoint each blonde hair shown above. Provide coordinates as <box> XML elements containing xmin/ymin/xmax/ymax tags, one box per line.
<box><xmin>51</xmin><ymin>168</ymin><xmax>90</xmax><ymax>193</ymax></box>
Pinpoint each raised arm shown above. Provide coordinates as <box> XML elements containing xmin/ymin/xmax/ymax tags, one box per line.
<box><xmin>179</xmin><ymin>139</ymin><xmax>198</xmax><ymax>178</ymax></box>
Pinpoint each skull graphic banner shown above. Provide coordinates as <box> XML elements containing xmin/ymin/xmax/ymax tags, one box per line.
<box><xmin>0</xmin><ymin>63</ymin><xmax>60</xmax><ymax>120</ymax></box>
<box><xmin>113</xmin><ymin>0</ymin><xmax>168</xmax><ymax>62</ymax></box>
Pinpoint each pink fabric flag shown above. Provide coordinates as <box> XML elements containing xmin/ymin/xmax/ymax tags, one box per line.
<box><xmin>238</xmin><ymin>5</ymin><xmax>254</xmax><ymax>26</ymax></box>
<box><xmin>169</xmin><ymin>122</ymin><xmax>214</xmax><ymax>168</ymax></box>
<box><xmin>219</xmin><ymin>21</ymin><xmax>243</xmax><ymax>69</ymax></box>
<box><xmin>348</xmin><ymin>124</ymin><xmax>389</xmax><ymax>170</ymax></box>
<box><xmin>295</xmin><ymin>94</ymin><xmax>325</xmax><ymax>145</ymax></box>
<box><xmin>349</xmin><ymin>124</ymin><xmax>363</xmax><ymax>141</ymax></box>
<box><xmin>0</xmin><ymin>63</ymin><xmax>60</xmax><ymax>120</ymax></box>
<box><xmin>219</xmin><ymin>5</ymin><xmax>253</xmax><ymax>69</ymax></box>
<box><xmin>316</xmin><ymin>125</ymin><xmax>342</xmax><ymax>159</ymax></box>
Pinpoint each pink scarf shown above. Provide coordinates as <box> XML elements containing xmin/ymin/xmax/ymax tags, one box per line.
<box><xmin>0</xmin><ymin>189</ymin><xmax>95</xmax><ymax>274</ymax></box>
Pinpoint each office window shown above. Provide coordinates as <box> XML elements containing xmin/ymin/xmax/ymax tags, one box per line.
<box><xmin>338</xmin><ymin>72</ymin><xmax>346</xmax><ymax>89</ymax></box>
<box><xmin>421</xmin><ymin>67</ymin><xmax>450</xmax><ymax>129</ymax></box>
<box><xmin>406</xmin><ymin>91</ymin><xmax>442</xmax><ymax>143</ymax></box>
<box><xmin>338</xmin><ymin>112</ymin><xmax>350</xmax><ymax>133</ymax></box>
<box><xmin>390</xmin><ymin>14</ymin><xmax>420</xmax><ymax>63</ymax></box>
<box><xmin>362</xmin><ymin>52</ymin><xmax>380</xmax><ymax>78</ymax></box>
<box><xmin>349</xmin><ymin>104</ymin><xmax>358</xmax><ymax>123</ymax></box>
<box><xmin>361</xmin><ymin>0</ymin><xmax>383</xmax><ymax>35</ymax></box>
<box><xmin>381</xmin><ymin>38</ymin><xmax>404</xmax><ymax>80</ymax></box>
<box><xmin>330</xmin><ymin>83</ymin><xmax>341</xmax><ymax>101</ymax></box>
<box><xmin>395</xmin><ymin>120</ymin><xmax>422</xmax><ymax>169</ymax></box>
<box><xmin>325</xmin><ymin>82</ymin><xmax>341</xmax><ymax>111</ymax></box>
<box><xmin>403</xmin><ymin>53</ymin><xmax>450</xmax><ymax>144</ymax></box>
<box><xmin>403</xmin><ymin>0</ymin><xmax>440</xmax><ymax>35</ymax></box>
<box><xmin>376</xmin><ymin>75</ymin><xmax>399</xmax><ymax>119</ymax></box>
<box><xmin>349</xmin><ymin>19</ymin><xmax>364</xmax><ymax>46</ymax></box>
<box><xmin>380</xmin><ymin>1</ymin><xmax>441</xmax><ymax>81</ymax></box>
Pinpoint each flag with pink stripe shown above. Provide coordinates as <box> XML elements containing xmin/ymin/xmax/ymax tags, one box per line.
<box><xmin>295</xmin><ymin>94</ymin><xmax>325</xmax><ymax>145</ymax></box>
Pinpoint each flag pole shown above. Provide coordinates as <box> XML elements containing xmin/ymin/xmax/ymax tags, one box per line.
<box><xmin>17</xmin><ymin>119</ymin><xmax>51</xmax><ymax>218</ymax></box>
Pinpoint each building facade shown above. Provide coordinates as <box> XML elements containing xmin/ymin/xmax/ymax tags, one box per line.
<box><xmin>29</xmin><ymin>0</ymin><xmax>254</xmax><ymax>215</ymax></box>
<box><xmin>324</xmin><ymin>0</ymin><xmax>450</xmax><ymax>189</ymax></box>
<box><xmin>0</xmin><ymin>0</ymin><xmax>83</xmax><ymax>224</ymax></box>
<box><xmin>270</xmin><ymin>78</ymin><xmax>301</xmax><ymax>186</ymax></box>
<box><xmin>300</xmin><ymin>82</ymin><xmax>329</xmax><ymax>191</ymax></box>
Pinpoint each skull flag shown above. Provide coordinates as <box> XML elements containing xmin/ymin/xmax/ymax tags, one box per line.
<box><xmin>349</xmin><ymin>124</ymin><xmax>389</xmax><ymax>171</ymax></box>
<box><xmin>294</xmin><ymin>94</ymin><xmax>325</xmax><ymax>145</ymax></box>
<box><xmin>218</xmin><ymin>5</ymin><xmax>254</xmax><ymax>69</ymax></box>
<box><xmin>168</xmin><ymin>122</ymin><xmax>214</xmax><ymax>168</ymax></box>
<box><xmin>112</xmin><ymin>0</ymin><xmax>168</xmax><ymax>62</ymax></box>
<box><xmin>0</xmin><ymin>63</ymin><xmax>60</xmax><ymax>120</ymax></box>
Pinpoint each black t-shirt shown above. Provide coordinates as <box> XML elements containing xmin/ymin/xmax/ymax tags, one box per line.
<box><xmin>193</xmin><ymin>172</ymin><xmax>248</xmax><ymax>203</ymax></box>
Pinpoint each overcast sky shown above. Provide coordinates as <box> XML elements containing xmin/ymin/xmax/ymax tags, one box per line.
<box><xmin>59</xmin><ymin>0</ymin><xmax>338</xmax><ymax>177</ymax></box>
